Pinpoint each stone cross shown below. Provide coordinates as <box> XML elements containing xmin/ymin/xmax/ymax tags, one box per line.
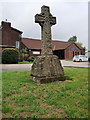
<box><xmin>30</xmin><ymin>5</ymin><xmax>65</xmax><ymax>83</ymax></box>
<box><xmin>35</xmin><ymin>5</ymin><xmax>56</xmax><ymax>55</ymax></box>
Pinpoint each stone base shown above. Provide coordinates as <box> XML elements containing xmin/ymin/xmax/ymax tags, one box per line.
<box><xmin>30</xmin><ymin>55</ymin><xmax>65</xmax><ymax>84</ymax></box>
<box><xmin>30</xmin><ymin>76</ymin><xmax>65</xmax><ymax>84</ymax></box>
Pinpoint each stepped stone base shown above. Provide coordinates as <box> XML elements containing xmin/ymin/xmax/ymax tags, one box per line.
<box><xmin>30</xmin><ymin>55</ymin><xmax>65</xmax><ymax>84</ymax></box>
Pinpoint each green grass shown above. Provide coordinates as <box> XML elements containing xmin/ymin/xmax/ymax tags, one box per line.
<box><xmin>2</xmin><ymin>68</ymin><xmax>88</xmax><ymax>118</ymax></box>
<box><xmin>65</xmin><ymin>59</ymin><xmax>73</xmax><ymax>61</ymax></box>
<box><xmin>18</xmin><ymin>61</ymin><xmax>31</xmax><ymax>64</ymax></box>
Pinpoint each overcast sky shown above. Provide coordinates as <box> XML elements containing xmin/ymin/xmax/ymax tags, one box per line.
<box><xmin>0</xmin><ymin>0</ymin><xmax>89</xmax><ymax>50</ymax></box>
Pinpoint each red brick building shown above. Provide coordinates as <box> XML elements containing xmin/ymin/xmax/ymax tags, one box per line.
<box><xmin>0</xmin><ymin>21</ymin><xmax>23</xmax><ymax>55</ymax></box>
<box><xmin>21</xmin><ymin>38</ymin><xmax>85</xmax><ymax>59</ymax></box>
<box><xmin>0</xmin><ymin>21</ymin><xmax>85</xmax><ymax>60</ymax></box>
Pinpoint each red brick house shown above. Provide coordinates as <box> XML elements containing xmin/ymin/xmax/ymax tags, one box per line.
<box><xmin>0</xmin><ymin>21</ymin><xmax>23</xmax><ymax>55</ymax></box>
<box><xmin>21</xmin><ymin>38</ymin><xmax>85</xmax><ymax>59</ymax></box>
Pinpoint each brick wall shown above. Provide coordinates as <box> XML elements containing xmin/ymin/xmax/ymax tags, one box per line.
<box><xmin>65</xmin><ymin>43</ymin><xmax>85</xmax><ymax>59</ymax></box>
<box><xmin>1</xmin><ymin>21</ymin><xmax>22</xmax><ymax>51</ymax></box>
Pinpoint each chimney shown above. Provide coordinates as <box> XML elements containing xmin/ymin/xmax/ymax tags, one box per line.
<box><xmin>2</xmin><ymin>21</ymin><xmax>11</xmax><ymax>28</ymax></box>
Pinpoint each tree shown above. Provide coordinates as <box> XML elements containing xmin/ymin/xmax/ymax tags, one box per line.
<box><xmin>76</xmin><ymin>42</ymin><xmax>87</xmax><ymax>52</ymax></box>
<box><xmin>75</xmin><ymin>42</ymin><xmax>83</xmax><ymax>47</ymax></box>
<box><xmin>68</xmin><ymin>36</ymin><xmax>87</xmax><ymax>52</ymax></box>
<box><xmin>68</xmin><ymin>36</ymin><xmax>77</xmax><ymax>42</ymax></box>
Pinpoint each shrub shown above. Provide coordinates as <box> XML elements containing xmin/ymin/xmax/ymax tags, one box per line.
<box><xmin>21</xmin><ymin>49</ymin><xmax>27</xmax><ymax>54</ymax></box>
<box><xmin>24</xmin><ymin>54</ymin><xmax>28</xmax><ymax>60</ymax></box>
<box><xmin>21</xmin><ymin>53</ymin><xmax>28</xmax><ymax>61</ymax></box>
<box><xmin>20</xmin><ymin>49</ymin><xmax>28</xmax><ymax>61</ymax></box>
<box><xmin>2</xmin><ymin>48</ymin><xmax>19</xmax><ymax>64</ymax></box>
<box><xmin>27</xmin><ymin>56</ymin><xmax>35</xmax><ymax>62</ymax></box>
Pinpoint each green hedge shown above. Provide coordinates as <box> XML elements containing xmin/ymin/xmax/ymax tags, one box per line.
<box><xmin>2</xmin><ymin>48</ymin><xmax>19</xmax><ymax>64</ymax></box>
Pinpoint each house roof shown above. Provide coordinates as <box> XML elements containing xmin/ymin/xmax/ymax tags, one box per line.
<box><xmin>1</xmin><ymin>21</ymin><xmax>23</xmax><ymax>34</ymax></box>
<box><xmin>22</xmin><ymin>38</ymin><xmax>84</xmax><ymax>50</ymax></box>
<box><xmin>22</xmin><ymin>38</ymin><xmax>41</xmax><ymax>50</ymax></box>
<box><xmin>11</xmin><ymin>27</ymin><xmax>23</xmax><ymax>34</ymax></box>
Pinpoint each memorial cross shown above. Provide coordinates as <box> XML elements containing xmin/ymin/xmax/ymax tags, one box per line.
<box><xmin>35</xmin><ymin>5</ymin><xmax>56</xmax><ymax>55</ymax></box>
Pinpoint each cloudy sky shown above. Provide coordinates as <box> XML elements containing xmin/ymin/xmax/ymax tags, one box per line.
<box><xmin>0</xmin><ymin>0</ymin><xmax>89</xmax><ymax>50</ymax></box>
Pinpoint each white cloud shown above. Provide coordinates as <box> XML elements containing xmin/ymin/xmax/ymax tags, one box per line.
<box><xmin>0</xmin><ymin>3</ymin><xmax>2</xmax><ymax>21</ymax></box>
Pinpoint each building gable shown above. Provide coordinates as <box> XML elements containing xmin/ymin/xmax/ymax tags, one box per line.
<box><xmin>1</xmin><ymin>21</ymin><xmax>23</xmax><ymax>49</ymax></box>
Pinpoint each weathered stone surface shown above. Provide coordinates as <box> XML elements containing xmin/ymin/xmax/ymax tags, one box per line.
<box><xmin>30</xmin><ymin>5</ymin><xmax>65</xmax><ymax>83</ymax></box>
<box><xmin>30</xmin><ymin>55</ymin><xmax>65</xmax><ymax>83</ymax></box>
<box><xmin>35</xmin><ymin>5</ymin><xmax>56</xmax><ymax>55</ymax></box>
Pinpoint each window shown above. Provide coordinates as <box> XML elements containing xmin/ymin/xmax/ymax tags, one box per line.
<box><xmin>81</xmin><ymin>51</ymin><xmax>83</xmax><ymax>55</ymax></box>
<box><xmin>19</xmin><ymin>34</ymin><xmax>22</xmax><ymax>38</ymax></box>
<box><xmin>16</xmin><ymin>41</ymin><xmax>20</xmax><ymax>49</ymax></box>
<box><xmin>75</xmin><ymin>51</ymin><xmax>77</xmax><ymax>55</ymax></box>
<box><xmin>33</xmin><ymin>51</ymin><xmax>40</xmax><ymax>55</ymax></box>
<box><xmin>0</xmin><ymin>26</ymin><xmax>2</xmax><ymax>30</ymax></box>
<box><xmin>73</xmin><ymin>51</ymin><xmax>74</xmax><ymax>57</ymax></box>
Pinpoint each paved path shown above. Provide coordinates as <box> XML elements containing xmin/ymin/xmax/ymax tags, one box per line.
<box><xmin>61</xmin><ymin>60</ymin><xmax>90</xmax><ymax>68</ymax></box>
<box><xmin>0</xmin><ymin>60</ymin><xmax>90</xmax><ymax>72</ymax></box>
<box><xmin>1</xmin><ymin>64</ymin><xmax>32</xmax><ymax>72</ymax></box>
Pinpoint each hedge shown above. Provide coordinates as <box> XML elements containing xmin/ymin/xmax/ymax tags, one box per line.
<box><xmin>2</xmin><ymin>48</ymin><xmax>19</xmax><ymax>64</ymax></box>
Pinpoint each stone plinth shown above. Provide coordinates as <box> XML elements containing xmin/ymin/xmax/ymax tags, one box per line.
<box><xmin>30</xmin><ymin>55</ymin><xmax>65</xmax><ymax>84</ymax></box>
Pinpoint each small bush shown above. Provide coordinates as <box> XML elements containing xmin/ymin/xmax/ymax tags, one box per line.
<box><xmin>2</xmin><ymin>48</ymin><xmax>19</xmax><ymax>64</ymax></box>
<box><xmin>21</xmin><ymin>53</ymin><xmax>28</xmax><ymax>61</ymax></box>
<box><xmin>21</xmin><ymin>49</ymin><xmax>27</xmax><ymax>54</ymax></box>
<box><xmin>24</xmin><ymin>54</ymin><xmax>28</xmax><ymax>60</ymax></box>
<box><xmin>20</xmin><ymin>49</ymin><xmax>28</xmax><ymax>61</ymax></box>
<box><xmin>27</xmin><ymin>56</ymin><xmax>35</xmax><ymax>62</ymax></box>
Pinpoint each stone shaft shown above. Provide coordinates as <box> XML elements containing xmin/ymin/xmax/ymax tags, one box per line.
<box><xmin>35</xmin><ymin>5</ymin><xmax>56</xmax><ymax>55</ymax></box>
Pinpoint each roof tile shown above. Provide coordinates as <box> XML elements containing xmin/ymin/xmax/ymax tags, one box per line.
<box><xmin>22</xmin><ymin>38</ymin><xmax>84</xmax><ymax>50</ymax></box>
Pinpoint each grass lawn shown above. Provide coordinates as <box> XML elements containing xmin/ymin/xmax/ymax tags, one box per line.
<box><xmin>18</xmin><ymin>61</ymin><xmax>32</xmax><ymax>64</ymax></box>
<box><xmin>65</xmin><ymin>59</ymin><xmax>73</xmax><ymax>61</ymax></box>
<box><xmin>2</xmin><ymin>68</ymin><xmax>88</xmax><ymax>118</ymax></box>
